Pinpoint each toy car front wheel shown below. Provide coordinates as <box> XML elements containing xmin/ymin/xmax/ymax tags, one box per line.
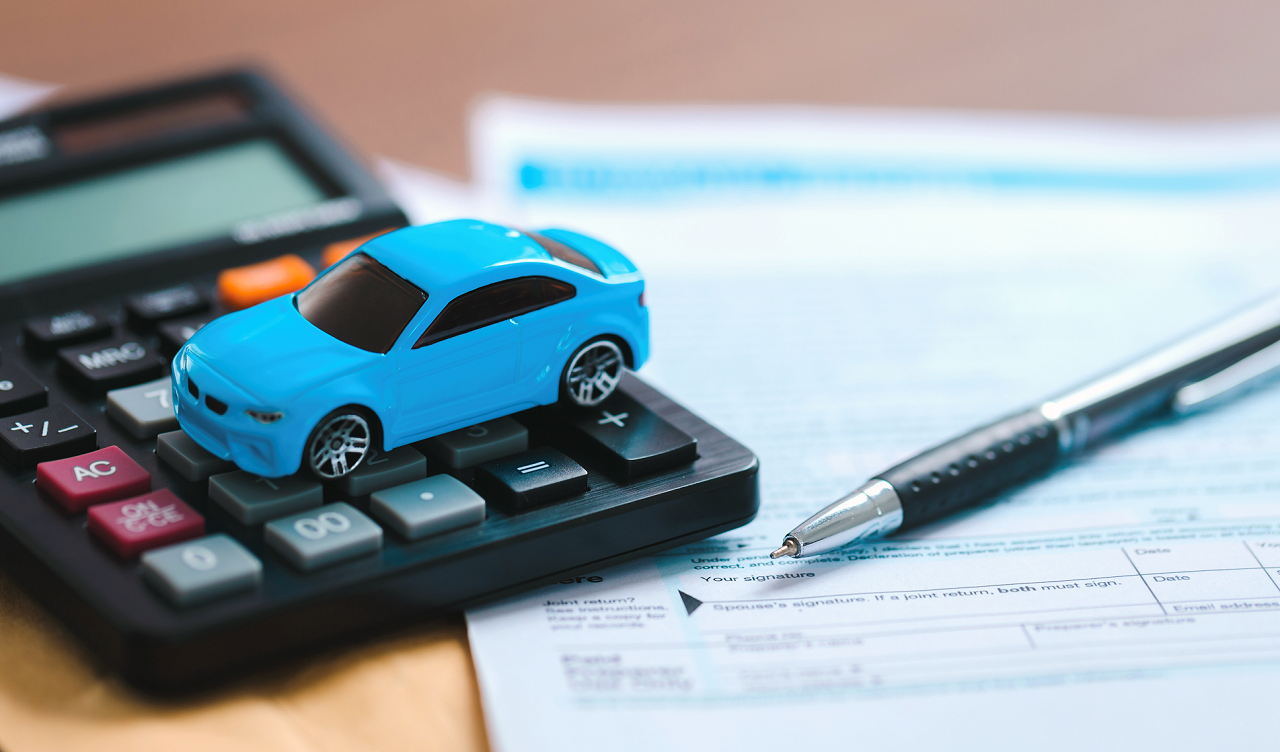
<box><xmin>562</xmin><ymin>338</ymin><xmax>625</xmax><ymax>407</ymax></box>
<box><xmin>305</xmin><ymin>408</ymin><xmax>375</xmax><ymax>479</ymax></box>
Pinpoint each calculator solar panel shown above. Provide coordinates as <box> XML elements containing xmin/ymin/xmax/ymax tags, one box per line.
<box><xmin>0</xmin><ymin>70</ymin><xmax>759</xmax><ymax>690</ymax></box>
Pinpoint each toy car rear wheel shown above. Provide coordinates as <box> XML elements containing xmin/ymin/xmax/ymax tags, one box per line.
<box><xmin>305</xmin><ymin>408</ymin><xmax>376</xmax><ymax>480</ymax></box>
<box><xmin>562</xmin><ymin>338</ymin><xmax>625</xmax><ymax>407</ymax></box>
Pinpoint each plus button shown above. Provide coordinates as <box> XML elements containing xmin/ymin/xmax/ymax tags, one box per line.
<box><xmin>597</xmin><ymin>411</ymin><xmax>629</xmax><ymax>427</ymax></box>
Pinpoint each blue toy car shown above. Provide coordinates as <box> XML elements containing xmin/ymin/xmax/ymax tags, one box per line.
<box><xmin>173</xmin><ymin>220</ymin><xmax>648</xmax><ymax>479</ymax></box>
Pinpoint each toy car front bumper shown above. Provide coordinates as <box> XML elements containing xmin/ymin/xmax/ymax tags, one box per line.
<box><xmin>172</xmin><ymin>353</ymin><xmax>298</xmax><ymax>477</ymax></box>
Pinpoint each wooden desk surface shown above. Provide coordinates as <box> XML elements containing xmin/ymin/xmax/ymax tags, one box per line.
<box><xmin>6</xmin><ymin>0</ymin><xmax>1280</xmax><ymax>178</ymax></box>
<box><xmin>2</xmin><ymin>2</ymin><xmax>1279</xmax><ymax>749</ymax></box>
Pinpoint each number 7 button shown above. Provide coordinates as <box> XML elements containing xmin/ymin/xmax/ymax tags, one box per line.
<box><xmin>106</xmin><ymin>377</ymin><xmax>179</xmax><ymax>439</ymax></box>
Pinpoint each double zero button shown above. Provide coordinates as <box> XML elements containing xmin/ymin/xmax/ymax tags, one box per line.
<box><xmin>265</xmin><ymin>503</ymin><xmax>382</xmax><ymax>572</ymax></box>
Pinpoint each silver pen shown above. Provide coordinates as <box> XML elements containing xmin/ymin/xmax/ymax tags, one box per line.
<box><xmin>772</xmin><ymin>291</ymin><xmax>1280</xmax><ymax>560</ymax></box>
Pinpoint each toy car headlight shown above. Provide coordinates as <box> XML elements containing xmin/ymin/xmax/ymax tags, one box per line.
<box><xmin>245</xmin><ymin>409</ymin><xmax>284</xmax><ymax>425</ymax></box>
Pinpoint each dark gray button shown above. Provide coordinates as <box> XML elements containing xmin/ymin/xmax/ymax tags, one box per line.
<box><xmin>127</xmin><ymin>284</ymin><xmax>208</xmax><ymax>326</ymax></box>
<box><xmin>0</xmin><ymin>365</ymin><xmax>48</xmax><ymax>417</ymax></box>
<box><xmin>23</xmin><ymin>308</ymin><xmax>113</xmax><ymax>354</ymax></box>
<box><xmin>208</xmin><ymin>470</ymin><xmax>322</xmax><ymax>525</ymax></box>
<box><xmin>474</xmin><ymin>447</ymin><xmax>588</xmax><ymax>511</ymax></box>
<box><xmin>158</xmin><ymin>315</ymin><xmax>215</xmax><ymax>355</ymax></box>
<box><xmin>264</xmin><ymin>503</ymin><xmax>382</xmax><ymax>571</ymax></box>
<box><xmin>564</xmin><ymin>393</ymin><xmax>697</xmax><ymax>478</ymax></box>
<box><xmin>157</xmin><ymin>430</ymin><xmax>234</xmax><ymax>481</ymax></box>
<box><xmin>339</xmin><ymin>445</ymin><xmax>427</xmax><ymax>496</ymax></box>
<box><xmin>370</xmin><ymin>474</ymin><xmax>485</xmax><ymax>540</ymax></box>
<box><xmin>417</xmin><ymin>417</ymin><xmax>528</xmax><ymax>469</ymax></box>
<box><xmin>0</xmin><ymin>405</ymin><xmax>96</xmax><ymax>469</ymax></box>
<box><xmin>106</xmin><ymin>377</ymin><xmax>178</xmax><ymax>439</ymax></box>
<box><xmin>56</xmin><ymin>337</ymin><xmax>165</xmax><ymax>394</ymax></box>
<box><xmin>140</xmin><ymin>534</ymin><xmax>262</xmax><ymax>607</ymax></box>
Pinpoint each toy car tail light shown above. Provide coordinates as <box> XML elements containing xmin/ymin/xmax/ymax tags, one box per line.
<box><xmin>639</xmin><ymin>292</ymin><xmax>646</xmax><ymax>307</ymax></box>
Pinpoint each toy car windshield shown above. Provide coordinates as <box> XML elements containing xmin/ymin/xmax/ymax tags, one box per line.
<box><xmin>295</xmin><ymin>252</ymin><xmax>427</xmax><ymax>353</ymax></box>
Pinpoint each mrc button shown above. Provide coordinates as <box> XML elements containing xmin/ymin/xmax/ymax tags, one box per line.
<box><xmin>36</xmin><ymin>445</ymin><xmax>151</xmax><ymax>513</ymax></box>
<box><xmin>56</xmin><ymin>337</ymin><xmax>165</xmax><ymax>394</ymax></box>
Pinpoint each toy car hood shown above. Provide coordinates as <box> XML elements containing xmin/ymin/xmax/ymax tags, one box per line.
<box><xmin>182</xmin><ymin>296</ymin><xmax>380</xmax><ymax>405</ymax></box>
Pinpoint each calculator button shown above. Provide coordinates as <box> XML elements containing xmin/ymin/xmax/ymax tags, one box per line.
<box><xmin>474</xmin><ymin>447</ymin><xmax>588</xmax><ymax>511</ymax></box>
<box><xmin>141</xmin><ymin>534</ymin><xmax>262</xmax><ymax>607</ymax></box>
<box><xmin>23</xmin><ymin>308</ymin><xmax>113</xmax><ymax>354</ymax></box>
<box><xmin>264</xmin><ymin>502</ymin><xmax>382</xmax><ymax>572</ymax></box>
<box><xmin>217</xmin><ymin>254</ymin><xmax>316</xmax><ymax>311</ymax></box>
<box><xmin>563</xmin><ymin>394</ymin><xmax>697</xmax><ymax>479</ymax></box>
<box><xmin>126</xmin><ymin>284</ymin><xmax>209</xmax><ymax>327</ymax></box>
<box><xmin>0</xmin><ymin>365</ymin><xmax>48</xmax><ymax>417</ymax></box>
<box><xmin>87</xmin><ymin>489</ymin><xmax>205</xmax><ymax>559</ymax></box>
<box><xmin>0</xmin><ymin>406</ymin><xmax>96</xmax><ymax>470</ymax></box>
<box><xmin>208</xmin><ymin>470</ymin><xmax>323</xmax><ymax>525</ymax></box>
<box><xmin>156</xmin><ymin>430</ymin><xmax>234</xmax><ymax>482</ymax></box>
<box><xmin>321</xmin><ymin>228</ymin><xmax>395</xmax><ymax>267</ymax></box>
<box><xmin>417</xmin><ymin>417</ymin><xmax>529</xmax><ymax>469</ymax></box>
<box><xmin>370</xmin><ymin>474</ymin><xmax>485</xmax><ymax>540</ymax></box>
<box><xmin>36</xmin><ymin>445</ymin><xmax>151</xmax><ymax>513</ymax></box>
<box><xmin>106</xmin><ymin>377</ymin><xmax>179</xmax><ymax>439</ymax></box>
<box><xmin>56</xmin><ymin>337</ymin><xmax>165</xmax><ymax>394</ymax></box>
<box><xmin>338</xmin><ymin>445</ymin><xmax>427</xmax><ymax>496</ymax></box>
<box><xmin>158</xmin><ymin>315</ymin><xmax>214</xmax><ymax>354</ymax></box>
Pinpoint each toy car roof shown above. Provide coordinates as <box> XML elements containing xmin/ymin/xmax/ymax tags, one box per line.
<box><xmin>360</xmin><ymin>220</ymin><xmax>562</xmax><ymax>293</ymax></box>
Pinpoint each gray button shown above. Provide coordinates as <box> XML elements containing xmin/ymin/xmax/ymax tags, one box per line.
<box><xmin>106</xmin><ymin>377</ymin><xmax>179</xmax><ymax>439</ymax></box>
<box><xmin>417</xmin><ymin>417</ymin><xmax>528</xmax><ymax>469</ymax></box>
<box><xmin>339</xmin><ymin>445</ymin><xmax>427</xmax><ymax>496</ymax></box>
<box><xmin>264</xmin><ymin>502</ymin><xmax>382</xmax><ymax>571</ymax></box>
<box><xmin>208</xmin><ymin>470</ymin><xmax>322</xmax><ymax>525</ymax></box>
<box><xmin>156</xmin><ymin>429</ymin><xmax>234</xmax><ymax>481</ymax></box>
<box><xmin>140</xmin><ymin>534</ymin><xmax>262</xmax><ymax>607</ymax></box>
<box><xmin>370</xmin><ymin>474</ymin><xmax>485</xmax><ymax>540</ymax></box>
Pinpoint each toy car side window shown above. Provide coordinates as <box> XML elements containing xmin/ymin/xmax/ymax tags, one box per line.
<box><xmin>415</xmin><ymin>278</ymin><xmax>542</xmax><ymax>348</ymax></box>
<box><xmin>541</xmin><ymin>277</ymin><xmax>576</xmax><ymax>305</ymax></box>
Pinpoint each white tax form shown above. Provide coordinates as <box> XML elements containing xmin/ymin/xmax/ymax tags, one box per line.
<box><xmin>462</xmin><ymin>100</ymin><xmax>1280</xmax><ymax>751</ymax></box>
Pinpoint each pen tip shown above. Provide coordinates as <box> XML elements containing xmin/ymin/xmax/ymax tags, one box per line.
<box><xmin>770</xmin><ymin>539</ymin><xmax>799</xmax><ymax>559</ymax></box>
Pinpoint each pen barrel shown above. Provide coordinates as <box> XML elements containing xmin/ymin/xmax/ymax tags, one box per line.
<box><xmin>878</xmin><ymin>408</ymin><xmax>1060</xmax><ymax>531</ymax></box>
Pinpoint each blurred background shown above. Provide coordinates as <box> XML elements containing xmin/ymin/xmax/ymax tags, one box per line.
<box><xmin>5</xmin><ymin>0</ymin><xmax>1280</xmax><ymax>177</ymax></box>
<box><xmin>5</xmin><ymin>4</ymin><xmax>1280</xmax><ymax>750</ymax></box>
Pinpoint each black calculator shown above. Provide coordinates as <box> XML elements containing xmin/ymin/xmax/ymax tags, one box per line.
<box><xmin>0</xmin><ymin>70</ymin><xmax>758</xmax><ymax>690</ymax></box>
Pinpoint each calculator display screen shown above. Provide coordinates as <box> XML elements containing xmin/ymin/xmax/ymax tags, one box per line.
<box><xmin>0</xmin><ymin>138</ymin><xmax>327</xmax><ymax>285</ymax></box>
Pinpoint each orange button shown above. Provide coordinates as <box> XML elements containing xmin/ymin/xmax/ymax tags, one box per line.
<box><xmin>322</xmin><ymin>228</ymin><xmax>397</xmax><ymax>268</ymax></box>
<box><xmin>217</xmin><ymin>254</ymin><xmax>316</xmax><ymax>311</ymax></box>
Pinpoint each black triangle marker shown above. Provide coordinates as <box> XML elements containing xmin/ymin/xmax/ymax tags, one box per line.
<box><xmin>679</xmin><ymin>590</ymin><xmax>703</xmax><ymax>616</ymax></box>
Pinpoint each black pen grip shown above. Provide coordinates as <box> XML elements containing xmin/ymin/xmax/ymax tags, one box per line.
<box><xmin>878</xmin><ymin>408</ymin><xmax>1061</xmax><ymax>531</ymax></box>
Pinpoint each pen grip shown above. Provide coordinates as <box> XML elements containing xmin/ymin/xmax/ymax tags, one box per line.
<box><xmin>878</xmin><ymin>408</ymin><xmax>1060</xmax><ymax>531</ymax></box>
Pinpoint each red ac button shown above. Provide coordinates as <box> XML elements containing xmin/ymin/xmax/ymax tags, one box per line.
<box><xmin>37</xmin><ymin>446</ymin><xmax>151</xmax><ymax>513</ymax></box>
<box><xmin>76</xmin><ymin>460</ymin><xmax>117</xmax><ymax>481</ymax></box>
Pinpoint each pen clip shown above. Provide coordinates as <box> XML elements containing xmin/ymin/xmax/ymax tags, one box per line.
<box><xmin>1172</xmin><ymin>338</ymin><xmax>1280</xmax><ymax>415</ymax></box>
